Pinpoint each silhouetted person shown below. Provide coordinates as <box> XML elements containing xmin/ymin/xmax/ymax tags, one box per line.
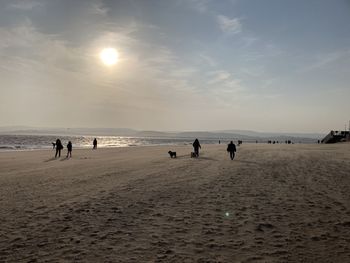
<box><xmin>93</xmin><ymin>138</ymin><xmax>97</xmax><ymax>149</ymax></box>
<box><xmin>193</xmin><ymin>139</ymin><xmax>201</xmax><ymax>157</ymax></box>
<box><xmin>55</xmin><ymin>139</ymin><xmax>63</xmax><ymax>158</ymax></box>
<box><xmin>227</xmin><ymin>141</ymin><xmax>236</xmax><ymax>160</ymax></box>
<box><xmin>66</xmin><ymin>141</ymin><xmax>72</xmax><ymax>158</ymax></box>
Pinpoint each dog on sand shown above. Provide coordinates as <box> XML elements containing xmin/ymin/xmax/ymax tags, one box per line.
<box><xmin>168</xmin><ymin>151</ymin><xmax>177</xmax><ymax>158</ymax></box>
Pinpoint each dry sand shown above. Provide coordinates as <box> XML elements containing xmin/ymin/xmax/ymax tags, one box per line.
<box><xmin>0</xmin><ymin>143</ymin><xmax>349</xmax><ymax>262</ymax></box>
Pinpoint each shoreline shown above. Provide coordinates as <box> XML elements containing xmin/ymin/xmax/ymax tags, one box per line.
<box><xmin>0</xmin><ymin>139</ymin><xmax>328</xmax><ymax>153</ymax></box>
<box><xmin>0</xmin><ymin>142</ymin><xmax>194</xmax><ymax>153</ymax></box>
<box><xmin>0</xmin><ymin>134</ymin><xmax>321</xmax><ymax>153</ymax></box>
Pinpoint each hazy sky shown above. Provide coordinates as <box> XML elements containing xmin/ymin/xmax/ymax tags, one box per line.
<box><xmin>0</xmin><ymin>0</ymin><xmax>349</xmax><ymax>133</ymax></box>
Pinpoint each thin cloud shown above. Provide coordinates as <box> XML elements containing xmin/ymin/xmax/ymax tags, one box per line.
<box><xmin>8</xmin><ymin>0</ymin><xmax>43</xmax><ymax>10</ymax></box>
<box><xmin>300</xmin><ymin>50</ymin><xmax>350</xmax><ymax>73</ymax></box>
<box><xmin>242</xmin><ymin>36</ymin><xmax>259</xmax><ymax>47</ymax></box>
<box><xmin>180</xmin><ymin>0</ymin><xmax>211</xmax><ymax>14</ymax></box>
<box><xmin>191</xmin><ymin>0</ymin><xmax>211</xmax><ymax>13</ymax></box>
<box><xmin>88</xmin><ymin>1</ymin><xmax>108</xmax><ymax>16</ymax></box>
<box><xmin>145</xmin><ymin>47</ymin><xmax>177</xmax><ymax>65</ymax></box>
<box><xmin>208</xmin><ymin>70</ymin><xmax>231</xmax><ymax>84</ymax></box>
<box><xmin>217</xmin><ymin>15</ymin><xmax>242</xmax><ymax>34</ymax></box>
<box><xmin>207</xmin><ymin>70</ymin><xmax>243</xmax><ymax>95</ymax></box>
<box><xmin>0</xmin><ymin>20</ymin><xmax>90</xmax><ymax>77</ymax></box>
<box><xmin>198</xmin><ymin>53</ymin><xmax>217</xmax><ymax>67</ymax></box>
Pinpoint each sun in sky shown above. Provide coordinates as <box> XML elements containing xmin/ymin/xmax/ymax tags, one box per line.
<box><xmin>99</xmin><ymin>48</ymin><xmax>119</xmax><ymax>66</ymax></box>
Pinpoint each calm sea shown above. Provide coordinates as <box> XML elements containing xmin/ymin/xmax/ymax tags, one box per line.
<box><xmin>0</xmin><ymin>134</ymin><xmax>222</xmax><ymax>151</ymax></box>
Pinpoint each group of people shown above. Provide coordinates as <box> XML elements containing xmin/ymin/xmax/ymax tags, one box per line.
<box><xmin>193</xmin><ymin>138</ymin><xmax>237</xmax><ymax>160</ymax></box>
<box><xmin>52</xmin><ymin>138</ymin><xmax>98</xmax><ymax>158</ymax></box>
<box><xmin>52</xmin><ymin>139</ymin><xmax>73</xmax><ymax>158</ymax></box>
<box><xmin>52</xmin><ymin>137</ymin><xmax>237</xmax><ymax>160</ymax></box>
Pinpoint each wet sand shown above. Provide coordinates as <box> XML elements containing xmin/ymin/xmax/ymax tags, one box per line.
<box><xmin>0</xmin><ymin>143</ymin><xmax>349</xmax><ymax>262</ymax></box>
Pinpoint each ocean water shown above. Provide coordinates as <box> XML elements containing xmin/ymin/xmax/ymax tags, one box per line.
<box><xmin>0</xmin><ymin>134</ymin><xmax>222</xmax><ymax>151</ymax></box>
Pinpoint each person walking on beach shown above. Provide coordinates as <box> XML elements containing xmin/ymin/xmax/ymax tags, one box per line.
<box><xmin>55</xmin><ymin>139</ymin><xmax>63</xmax><ymax>158</ymax></box>
<box><xmin>93</xmin><ymin>138</ymin><xmax>97</xmax><ymax>149</ymax></box>
<box><xmin>193</xmin><ymin>138</ymin><xmax>201</xmax><ymax>157</ymax></box>
<box><xmin>227</xmin><ymin>141</ymin><xmax>236</xmax><ymax>160</ymax></box>
<box><xmin>66</xmin><ymin>141</ymin><xmax>72</xmax><ymax>158</ymax></box>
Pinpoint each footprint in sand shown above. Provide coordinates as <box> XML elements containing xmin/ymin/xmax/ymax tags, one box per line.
<box><xmin>256</xmin><ymin>223</ymin><xmax>274</xmax><ymax>232</ymax></box>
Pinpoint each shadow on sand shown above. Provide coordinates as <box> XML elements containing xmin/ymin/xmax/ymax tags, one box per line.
<box><xmin>166</xmin><ymin>155</ymin><xmax>216</xmax><ymax>161</ymax></box>
<box><xmin>195</xmin><ymin>156</ymin><xmax>217</xmax><ymax>161</ymax></box>
<box><xmin>235</xmin><ymin>160</ymin><xmax>261</xmax><ymax>165</ymax></box>
<box><xmin>44</xmin><ymin>157</ymin><xmax>70</xmax><ymax>162</ymax></box>
<box><xmin>44</xmin><ymin>157</ymin><xmax>57</xmax><ymax>163</ymax></box>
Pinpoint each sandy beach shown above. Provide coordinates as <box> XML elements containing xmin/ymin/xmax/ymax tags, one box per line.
<box><xmin>0</xmin><ymin>143</ymin><xmax>349</xmax><ymax>262</ymax></box>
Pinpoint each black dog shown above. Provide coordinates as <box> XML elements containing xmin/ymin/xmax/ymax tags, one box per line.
<box><xmin>168</xmin><ymin>151</ymin><xmax>176</xmax><ymax>158</ymax></box>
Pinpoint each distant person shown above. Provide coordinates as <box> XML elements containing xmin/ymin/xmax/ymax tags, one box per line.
<box><xmin>227</xmin><ymin>141</ymin><xmax>237</xmax><ymax>160</ymax></box>
<box><xmin>193</xmin><ymin>139</ymin><xmax>201</xmax><ymax>157</ymax></box>
<box><xmin>93</xmin><ymin>138</ymin><xmax>97</xmax><ymax>149</ymax></box>
<box><xmin>219</xmin><ymin>140</ymin><xmax>221</xmax><ymax>144</ymax></box>
<box><xmin>66</xmin><ymin>141</ymin><xmax>72</xmax><ymax>158</ymax></box>
<box><xmin>55</xmin><ymin>139</ymin><xmax>63</xmax><ymax>158</ymax></box>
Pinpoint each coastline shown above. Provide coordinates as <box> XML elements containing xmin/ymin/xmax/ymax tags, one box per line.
<box><xmin>0</xmin><ymin>133</ymin><xmax>321</xmax><ymax>153</ymax></box>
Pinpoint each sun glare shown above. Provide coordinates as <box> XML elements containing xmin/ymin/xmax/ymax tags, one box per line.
<box><xmin>100</xmin><ymin>48</ymin><xmax>119</xmax><ymax>66</ymax></box>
